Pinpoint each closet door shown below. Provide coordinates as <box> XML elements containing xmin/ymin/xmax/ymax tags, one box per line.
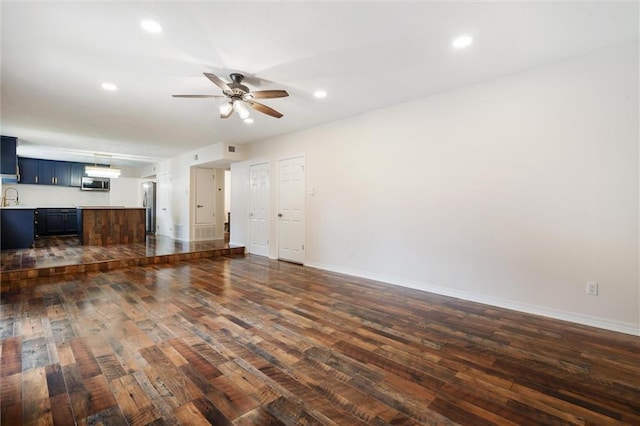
<box><xmin>249</xmin><ymin>162</ymin><xmax>270</xmax><ymax>257</ymax></box>
<box><xmin>277</xmin><ymin>156</ymin><xmax>305</xmax><ymax>264</ymax></box>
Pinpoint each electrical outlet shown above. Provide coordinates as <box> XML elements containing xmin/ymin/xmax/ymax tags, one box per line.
<box><xmin>586</xmin><ymin>281</ymin><xmax>598</xmax><ymax>296</ymax></box>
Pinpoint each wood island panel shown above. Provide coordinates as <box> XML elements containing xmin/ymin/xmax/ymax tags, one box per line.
<box><xmin>78</xmin><ymin>208</ymin><xmax>145</xmax><ymax>246</ymax></box>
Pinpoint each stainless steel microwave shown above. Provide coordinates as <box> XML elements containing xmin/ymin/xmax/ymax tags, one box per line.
<box><xmin>81</xmin><ymin>176</ymin><xmax>110</xmax><ymax>191</ymax></box>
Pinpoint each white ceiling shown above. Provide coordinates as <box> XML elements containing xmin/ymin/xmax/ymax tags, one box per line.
<box><xmin>2</xmin><ymin>2</ymin><xmax>638</xmax><ymax>168</ymax></box>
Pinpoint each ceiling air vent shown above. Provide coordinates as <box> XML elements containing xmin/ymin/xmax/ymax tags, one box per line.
<box><xmin>228</xmin><ymin>145</ymin><xmax>236</xmax><ymax>153</ymax></box>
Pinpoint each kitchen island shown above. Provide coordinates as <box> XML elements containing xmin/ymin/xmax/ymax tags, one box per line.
<box><xmin>77</xmin><ymin>207</ymin><xmax>145</xmax><ymax>246</ymax></box>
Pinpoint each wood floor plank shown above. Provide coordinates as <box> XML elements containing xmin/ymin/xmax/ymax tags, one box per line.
<box><xmin>50</xmin><ymin>319</ymin><xmax>77</xmax><ymax>344</ymax></box>
<box><xmin>216</xmin><ymin>360</ymin><xmax>281</xmax><ymax>406</ymax></box>
<box><xmin>1</xmin><ymin>254</ymin><xmax>638</xmax><ymax>425</ymax></box>
<box><xmin>168</xmin><ymin>337</ymin><xmax>223</xmax><ymax>379</ymax></box>
<box><xmin>111</xmin><ymin>374</ymin><xmax>161</xmax><ymax>425</ymax></box>
<box><xmin>173</xmin><ymin>401</ymin><xmax>214</xmax><ymax>426</ymax></box>
<box><xmin>205</xmin><ymin>374</ymin><xmax>261</xmax><ymax>421</ymax></box>
<box><xmin>70</xmin><ymin>338</ymin><xmax>102</xmax><ymax>379</ymax></box>
<box><xmin>45</xmin><ymin>363</ymin><xmax>67</xmax><ymax>397</ymax></box>
<box><xmin>22</xmin><ymin>366</ymin><xmax>52</xmax><ymax>425</ymax></box>
<box><xmin>22</xmin><ymin>337</ymin><xmax>51</xmax><ymax>371</ymax></box>
<box><xmin>1</xmin><ymin>336</ymin><xmax>22</xmax><ymax>376</ymax></box>
<box><xmin>140</xmin><ymin>345</ymin><xmax>201</xmax><ymax>408</ymax></box>
<box><xmin>263</xmin><ymin>396</ymin><xmax>329</xmax><ymax>426</ymax></box>
<box><xmin>95</xmin><ymin>353</ymin><xmax>127</xmax><ymax>380</ymax></box>
<box><xmin>232</xmin><ymin>406</ymin><xmax>287</xmax><ymax>426</ymax></box>
<box><xmin>191</xmin><ymin>396</ymin><xmax>233</xmax><ymax>426</ymax></box>
<box><xmin>130</xmin><ymin>370</ymin><xmax>179</xmax><ymax>425</ymax></box>
<box><xmin>49</xmin><ymin>393</ymin><xmax>75</xmax><ymax>426</ymax></box>
<box><xmin>83</xmin><ymin>374</ymin><xmax>118</xmax><ymax>416</ymax></box>
<box><xmin>1</xmin><ymin>371</ymin><xmax>22</xmax><ymax>403</ymax></box>
<box><xmin>1</xmin><ymin>403</ymin><xmax>23</xmax><ymax>426</ymax></box>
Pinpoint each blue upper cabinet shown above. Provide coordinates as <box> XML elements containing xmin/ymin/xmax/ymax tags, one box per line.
<box><xmin>1</xmin><ymin>135</ymin><xmax>18</xmax><ymax>177</ymax></box>
<box><xmin>17</xmin><ymin>157</ymin><xmax>91</xmax><ymax>187</ymax></box>
<box><xmin>18</xmin><ymin>158</ymin><xmax>39</xmax><ymax>184</ymax></box>
<box><xmin>70</xmin><ymin>162</ymin><xmax>86</xmax><ymax>187</ymax></box>
<box><xmin>18</xmin><ymin>158</ymin><xmax>76</xmax><ymax>186</ymax></box>
<box><xmin>54</xmin><ymin>161</ymin><xmax>71</xmax><ymax>186</ymax></box>
<box><xmin>38</xmin><ymin>159</ymin><xmax>55</xmax><ymax>185</ymax></box>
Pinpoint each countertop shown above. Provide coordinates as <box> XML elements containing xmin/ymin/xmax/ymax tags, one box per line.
<box><xmin>2</xmin><ymin>206</ymin><xmax>144</xmax><ymax>210</ymax></box>
<box><xmin>77</xmin><ymin>206</ymin><xmax>143</xmax><ymax>210</ymax></box>
<box><xmin>0</xmin><ymin>206</ymin><xmax>37</xmax><ymax>210</ymax></box>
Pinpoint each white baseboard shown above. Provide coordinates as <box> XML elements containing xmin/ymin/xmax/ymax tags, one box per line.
<box><xmin>304</xmin><ymin>261</ymin><xmax>639</xmax><ymax>337</ymax></box>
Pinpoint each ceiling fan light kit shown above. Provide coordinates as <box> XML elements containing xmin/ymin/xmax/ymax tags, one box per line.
<box><xmin>173</xmin><ymin>72</ymin><xmax>288</xmax><ymax>120</ymax></box>
<box><xmin>233</xmin><ymin>99</ymin><xmax>250</xmax><ymax>119</ymax></box>
<box><xmin>219</xmin><ymin>102</ymin><xmax>233</xmax><ymax>118</ymax></box>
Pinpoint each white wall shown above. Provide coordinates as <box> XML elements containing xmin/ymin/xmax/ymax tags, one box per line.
<box><xmin>151</xmin><ymin>142</ymin><xmax>243</xmax><ymax>241</ymax></box>
<box><xmin>108</xmin><ymin>177</ymin><xmax>143</xmax><ymax>207</ymax></box>
<box><xmin>231</xmin><ymin>42</ymin><xmax>639</xmax><ymax>335</ymax></box>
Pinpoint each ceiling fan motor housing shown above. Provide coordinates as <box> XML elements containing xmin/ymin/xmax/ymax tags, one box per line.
<box><xmin>228</xmin><ymin>73</ymin><xmax>249</xmax><ymax>96</ymax></box>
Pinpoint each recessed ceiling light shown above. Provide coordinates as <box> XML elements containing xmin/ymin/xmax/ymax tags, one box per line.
<box><xmin>141</xmin><ymin>20</ymin><xmax>162</xmax><ymax>34</ymax></box>
<box><xmin>314</xmin><ymin>90</ymin><xmax>327</xmax><ymax>99</ymax></box>
<box><xmin>101</xmin><ymin>82</ymin><xmax>117</xmax><ymax>91</ymax></box>
<box><xmin>452</xmin><ymin>35</ymin><xmax>473</xmax><ymax>49</ymax></box>
<box><xmin>243</xmin><ymin>118</ymin><xmax>254</xmax><ymax>124</ymax></box>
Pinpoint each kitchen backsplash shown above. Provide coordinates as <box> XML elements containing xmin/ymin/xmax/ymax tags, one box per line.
<box><xmin>1</xmin><ymin>177</ymin><xmax>143</xmax><ymax>207</ymax></box>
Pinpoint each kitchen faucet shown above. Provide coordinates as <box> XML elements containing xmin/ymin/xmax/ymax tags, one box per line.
<box><xmin>2</xmin><ymin>187</ymin><xmax>19</xmax><ymax>206</ymax></box>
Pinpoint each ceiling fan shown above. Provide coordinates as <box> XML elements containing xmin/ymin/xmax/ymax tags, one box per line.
<box><xmin>172</xmin><ymin>72</ymin><xmax>288</xmax><ymax>119</ymax></box>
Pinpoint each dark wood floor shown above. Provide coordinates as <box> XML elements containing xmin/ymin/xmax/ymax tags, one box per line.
<box><xmin>1</xmin><ymin>255</ymin><xmax>639</xmax><ymax>425</ymax></box>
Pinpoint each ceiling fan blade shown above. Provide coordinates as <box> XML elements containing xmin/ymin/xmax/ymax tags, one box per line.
<box><xmin>172</xmin><ymin>94</ymin><xmax>225</xmax><ymax>98</ymax></box>
<box><xmin>246</xmin><ymin>90</ymin><xmax>289</xmax><ymax>99</ymax></box>
<box><xmin>204</xmin><ymin>72</ymin><xmax>232</xmax><ymax>93</ymax></box>
<box><xmin>245</xmin><ymin>101</ymin><xmax>284</xmax><ymax>118</ymax></box>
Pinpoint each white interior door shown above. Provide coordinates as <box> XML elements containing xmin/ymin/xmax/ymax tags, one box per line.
<box><xmin>156</xmin><ymin>172</ymin><xmax>172</xmax><ymax>236</ymax></box>
<box><xmin>249</xmin><ymin>163</ymin><xmax>270</xmax><ymax>257</ymax></box>
<box><xmin>278</xmin><ymin>156</ymin><xmax>305</xmax><ymax>263</ymax></box>
<box><xmin>195</xmin><ymin>168</ymin><xmax>215</xmax><ymax>224</ymax></box>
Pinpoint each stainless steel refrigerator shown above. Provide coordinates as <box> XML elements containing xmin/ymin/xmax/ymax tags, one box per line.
<box><xmin>142</xmin><ymin>181</ymin><xmax>156</xmax><ymax>234</ymax></box>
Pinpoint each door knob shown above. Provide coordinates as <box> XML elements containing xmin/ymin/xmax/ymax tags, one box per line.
<box><xmin>278</xmin><ymin>213</ymin><xmax>283</xmax><ymax>217</ymax></box>
<box><xmin>197</xmin><ymin>205</ymin><xmax>204</xmax><ymax>208</ymax></box>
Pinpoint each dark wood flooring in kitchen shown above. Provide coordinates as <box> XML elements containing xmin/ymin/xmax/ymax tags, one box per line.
<box><xmin>1</xmin><ymin>255</ymin><xmax>638</xmax><ymax>425</ymax></box>
<box><xmin>1</xmin><ymin>235</ymin><xmax>243</xmax><ymax>281</ymax></box>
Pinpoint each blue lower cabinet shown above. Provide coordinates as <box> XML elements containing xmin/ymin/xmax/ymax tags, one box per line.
<box><xmin>1</xmin><ymin>208</ymin><xmax>36</xmax><ymax>249</ymax></box>
<box><xmin>38</xmin><ymin>208</ymin><xmax>78</xmax><ymax>235</ymax></box>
